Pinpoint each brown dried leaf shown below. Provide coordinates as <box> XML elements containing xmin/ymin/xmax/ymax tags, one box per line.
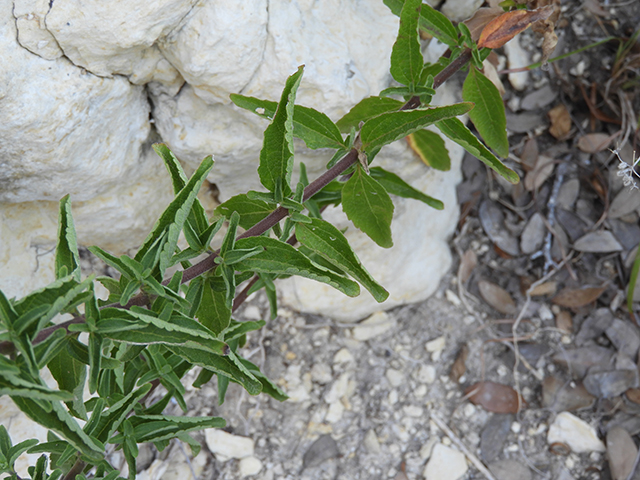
<box><xmin>583</xmin><ymin>0</ymin><xmax>611</xmax><ymax>18</ymax></box>
<box><xmin>548</xmin><ymin>104</ymin><xmax>572</xmax><ymax>139</ymax></box>
<box><xmin>458</xmin><ymin>250</ymin><xmax>478</xmax><ymax>285</ymax></box>
<box><xmin>530</xmin><ymin>281</ymin><xmax>558</xmax><ymax>297</ymax></box>
<box><xmin>478</xmin><ymin>280</ymin><xmax>517</xmax><ymax>315</ymax></box>
<box><xmin>466</xmin><ymin>381</ymin><xmax>525</xmax><ymax>413</ymax></box>
<box><xmin>524</xmin><ymin>154</ymin><xmax>554</xmax><ymax>191</ymax></box>
<box><xmin>477</xmin><ymin>6</ymin><xmax>555</xmax><ymax>49</ymax></box>
<box><xmin>450</xmin><ymin>345</ymin><xmax>469</xmax><ymax>382</ymax></box>
<box><xmin>577</xmin><ymin>133</ymin><xmax>615</xmax><ymax>153</ymax></box>
<box><xmin>555</xmin><ymin>310</ymin><xmax>573</xmax><ymax>333</ymax></box>
<box><xmin>542</xmin><ymin>375</ymin><xmax>595</xmax><ymax>411</ymax></box>
<box><xmin>529</xmin><ymin>0</ymin><xmax>560</xmax><ymax>64</ymax></box>
<box><xmin>626</xmin><ymin>388</ymin><xmax>640</xmax><ymax>404</ymax></box>
<box><xmin>551</xmin><ymin>286</ymin><xmax>606</xmax><ymax>308</ymax></box>
<box><xmin>464</xmin><ymin>7</ymin><xmax>504</xmax><ymax>41</ymax></box>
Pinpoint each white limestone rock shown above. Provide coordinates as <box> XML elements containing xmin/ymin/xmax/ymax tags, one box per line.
<box><xmin>441</xmin><ymin>0</ymin><xmax>483</xmax><ymax>22</ymax></box>
<box><xmin>352</xmin><ymin>311</ymin><xmax>396</xmax><ymax>341</ymax></box>
<box><xmin>158</xmin><ymin>1</ymin><xmax>268</xmax><ymax>105</ymax></box>
<box><xmin>205</xmin><ymin>429</ymin><xmax>255</xmax><ymax>462</ymax></box>
<box><xmin>1</xmin><ymin>2</ymin><xmax>151</xmax><ymax>203</ymax></box>
<box><xmin>424</xmin><ymin>444</ymin><xmax>468</xmax><ymax>480</ymax></box>
<box><xmin>239</xmin><ymin>456</ymin><xmax>263</xmax><ymax>477</ymax></box>
<box><xmin>36</xmin><ymin>0</ymin><xmax>194</xmax><ymax>88</ymax></box>
<box><xmin>547</xmin><ymin>412</ymin><xmax>606</xmax><ymax>453</ymax></box>
<box><xmin>13</xmin><ymin>0</ymin><xmax>63</xmax><ymax>60</ymax></box>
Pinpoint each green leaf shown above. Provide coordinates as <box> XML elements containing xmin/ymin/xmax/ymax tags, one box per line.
<box><xmin>134</xmin><ymin>156</ymin><xmax>215</xmax><ymax>274</ymax></box>
<box><xmin>230</xmin><ymin>95</ymin><xmax>344</xmax><ymax>150</ymax></box>
<box><xmin>0</xmin><ymin>375</ymin><xmax>73</xmax><ymax>402</ymax></box>
<box><xmin>8</xmin><ymin>438</ymin><xmax>40</xmax><ymax>470</ymax></box>
<box><xmin>336</xmin><ymin>97</ymin><xmax>404</xmax><ymax>133</ymax></box>
<box><xmin>291</xmin><ymin>105</ymin><xmax>345</xmax><ymax>149</ymax></box>
<box><xmin>215</xmin><ymin>194</ymin><xmax>274</xmax><ymax>230</ymax></box>
<box><xmin>0</xmin><ymin>289</ymin><xmax>18</xmax><ymax>330</ymax></box>
<box><xmin>110</xmin><ymin>415</ymin><xmax>225</xmax><ymax>444</ymax></box>
<box><xmin>196</xmin><ymin>278</ymin><xmax>231</xmax><ymax>335</ymax></box>
<box><xmin>84</xmin><ymin>384</ymin><xmax>151</xmax><ymax>443</ymax></box>
<box><xmin>168</xmin><ymin>346</ymin><xmax>261</xmax><ymax>395</ymax></box>
<box><xmin>369</xmin><ymin>166</ymin><xmax>443</xmax><ymax>209</ymax></box>
<box><xmin>295</xmin><ymin>218</ymin><xmax>388</xmax><ymax>302</ymax></box>
<box><xmin>47</xmin><ymin>346</ymin><xmax>87</xmax><ymax>419</ymax></box>
<box><xmin>13</xmin><ymin>276</ymin><xmax>92</xmax><ymax>336</ymax></box>
<box><xmin>406</xmin><ymin>129</ymin><xmax>451</xmax><ymax>171</ymax></box>
<box><xmin>153</xmin><ymin>144</ymin><xmax>210</xmax><ymax>240</ymax></box>
<box><xmin>384</xmin><ymin>0</ymin><xmax>458</xmax><ymax>47</ymax></box>
<box><xmin>435</xmin><ymin>117</ymin><xmax>519</xmax><ymax>183</ymax></box>
<box><xmin>257</xmin><ymin>66</ymin><xmax>304</xmax><ymax>196</ymax></box>
<box><xmin>223</xmin><ymin>320</ymin><xmax>265</xmax><ymax>343</ymax></box>
<box><xmin>462</xmin><ymin>66</ymin><xmax>509</xmax><ymax>157</ymax></box>
<box><xmin>11</xmin><ymin>397</ymin><xmax>103</xmax><ymax>462</ymax></box>
<box><xmin>55</xmin><ymin>195</ymin><xmax>81</xmax><ymax>282</ymax></box>
<box><xmin>233</xmin><ymin>237</ymin><xmax>360</xmax><ymax>297</ymax></box>
<box><xmin>390</xmin><ymin>0</ymin><xmax>423</xmax><ymax>87</ymax></box>
<box><xmin>342</xmin><ymin>165</ymin><xmax>395</xmax><ymax>248</ymax></box>
<box><xmin>360</xmin><ymin>103</ymin><xmax>473</xmax><ymax>154</ymax></box>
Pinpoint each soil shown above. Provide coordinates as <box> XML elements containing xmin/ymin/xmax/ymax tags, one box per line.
<box><xmin>126</xmin><ymin>1</ymin><xmax>640</xmax><ymax>479</ymax></box>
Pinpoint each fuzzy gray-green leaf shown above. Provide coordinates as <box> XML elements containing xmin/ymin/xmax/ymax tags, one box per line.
<box><xmin>55</xmin><ymin>195</ymin><xmax>81</xmax><ymax>282</ymax></box>
<box><xmin>257</xmin><ymin>66</ymin><xmax>304</xmax><ymax>196</ymax></box>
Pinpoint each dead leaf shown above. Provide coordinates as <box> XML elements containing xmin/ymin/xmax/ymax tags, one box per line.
<box><xmin>555</xmin><ymin>310</ymin><xmax>573</xmax><ymax>333</ymax></box>
<box><xmin>519</xmin><ymin>137</ymin><xmax>539</xmax><ymax>171</ymax></box>
<box><xmin>477</xmin><ymin>6</ymin><xmax>555</xmax><ymax>49</ymax></box>
<box><xmin>529</xmin><ymin>0</ymin><xmax>561</xmax><ymax>65</ymax></box>
<box><xmin>466</xmin><ymin>381</ymin><xmax>525</xmax><ymax>413</ymax></box>
<box><xmin>577</xmin><ymin>133</ymin><xmax>616</xmax><ymax>153</ymax></box>
<box><xmin>542</xmin><ymin>375</ymin><xmax>595</xmax><ymax>411</ymax></box>
<box><xmin>583</xmin><ymin>0</ymin><xmax>611</xmax><ymax>18</ymax></box>
<box><xmin>478</xmin><ymin>280</ymin><xmax>517</xmax><ymax>315</ymax></box>
<box><xmin>524</xmin><ymin>154</ymin><xmax>555</xmax><ymax>191</ymax></box>
<box><xmin>548</xmin><ymin>104</ymin><xmax>572</xmax><ymax>139</ymax></box>
<box><xmin>458</xmin><ymin>250</ymin><xmax>478</xmax><ymax>284</ymax></box>
<box><xmin>463</xmin><ymin>7</ymin><xmax>504</xmax><ymax>41</ymax></box>
<box><xmin>607</xmin><ymin>427</ymin><xmax>638</xmax><ymax>480</ymax></box>
<box><xmin>626</xmin><ymin>388</ymin><xmax>640</xmax><ymax>404</ymax></box>
<box><xmin>450</xmin><ymin>345</ymin><xmax>469</xmax><ymax>382</ymax></box>
<box><xmin>530</xmin><ymin>281</ymin><xmax>558</xmax><ymax>297</ymax></box>
<box><xmin>551</xmin><ymin>286</ymin><xmax>606</xmax><ymax>308</ymax></box>
<box><xmin>573</xmin><ymin>231</ymin><xmax>623</xmax><ymax>253</ymax></box>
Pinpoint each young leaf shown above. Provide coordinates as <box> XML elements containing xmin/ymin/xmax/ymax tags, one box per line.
<box><xmin>55</xmin><ymin>195</ymin><xmax>81</xmax><ymax>282</ymax></box>
<box><xmin>295</xmin><ymin>218</ymin><xmax>389</xmax><ymax>302</ymax></box>
<box><xmin>360</xmin><ymin>103</ymin><xmax>473</xmax><ymax>154</ymax></box>
<box><xmin>384</xmin><ymin>0</ymin><xmax>458</xmax><ymax>47</ymax></box>
<box><xmin>0</xmin><ymin>289</ymin><xmax>18</xmax><ymax>330</ymax></box>
<box><xmin>390</xmin><ymin>0</ymin><xmax>423</xmax><ymax>87</ymax></box>
<box><xmin>232</xmin><ymin>237</ymin><xmax>360</xmax><ymax>297</ymax></box>
<box><xmin>257</xmin><ymin>66</ymin><xmax>304</xmax><ymax>197</ymax></box>
<box><xmin>134</xmin><ymin>156</ymin><xmax>215</xmax><ymax>274</ymax></box>
<box><xmin>406</xmin><ymin>129</ymin><xmax>451</xmax><ymax>171</ymax></box>
<box><xmin>230</xmin><ymin>95</ymin><xmax>345</xmax><ymax>150</ymax></box>
<box><xmin>215</xmin><ymin>194</ymin><xmax>274</xmax><ymax>230</ymax></box>
<box><xmin>336</xmin><ymin>96</ymin><xmax>404</xmax><ymax>133</ymax></box>
<box><xmin>152</xmin><ymin>143</ymin><xmax>209</xmax><ymax>238</ymax></box>
<box><xmin>342</xmin><ymin>165</ymin><xmax>395</xmax><ymax>248</ymax></box>
<box><xmin>462</xmin><ymin>65</ymin><xmax>509</xmax><ymax>157</ymax></box>
<box><xmin>435</xmin><ymin>117</ymin><xmax>519</xmax><ymax>183</ymax></box>
<box><xmin>369</xmin><ymin>166</ymin><xmax>444</xmax><ymax>209</ymax></box>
